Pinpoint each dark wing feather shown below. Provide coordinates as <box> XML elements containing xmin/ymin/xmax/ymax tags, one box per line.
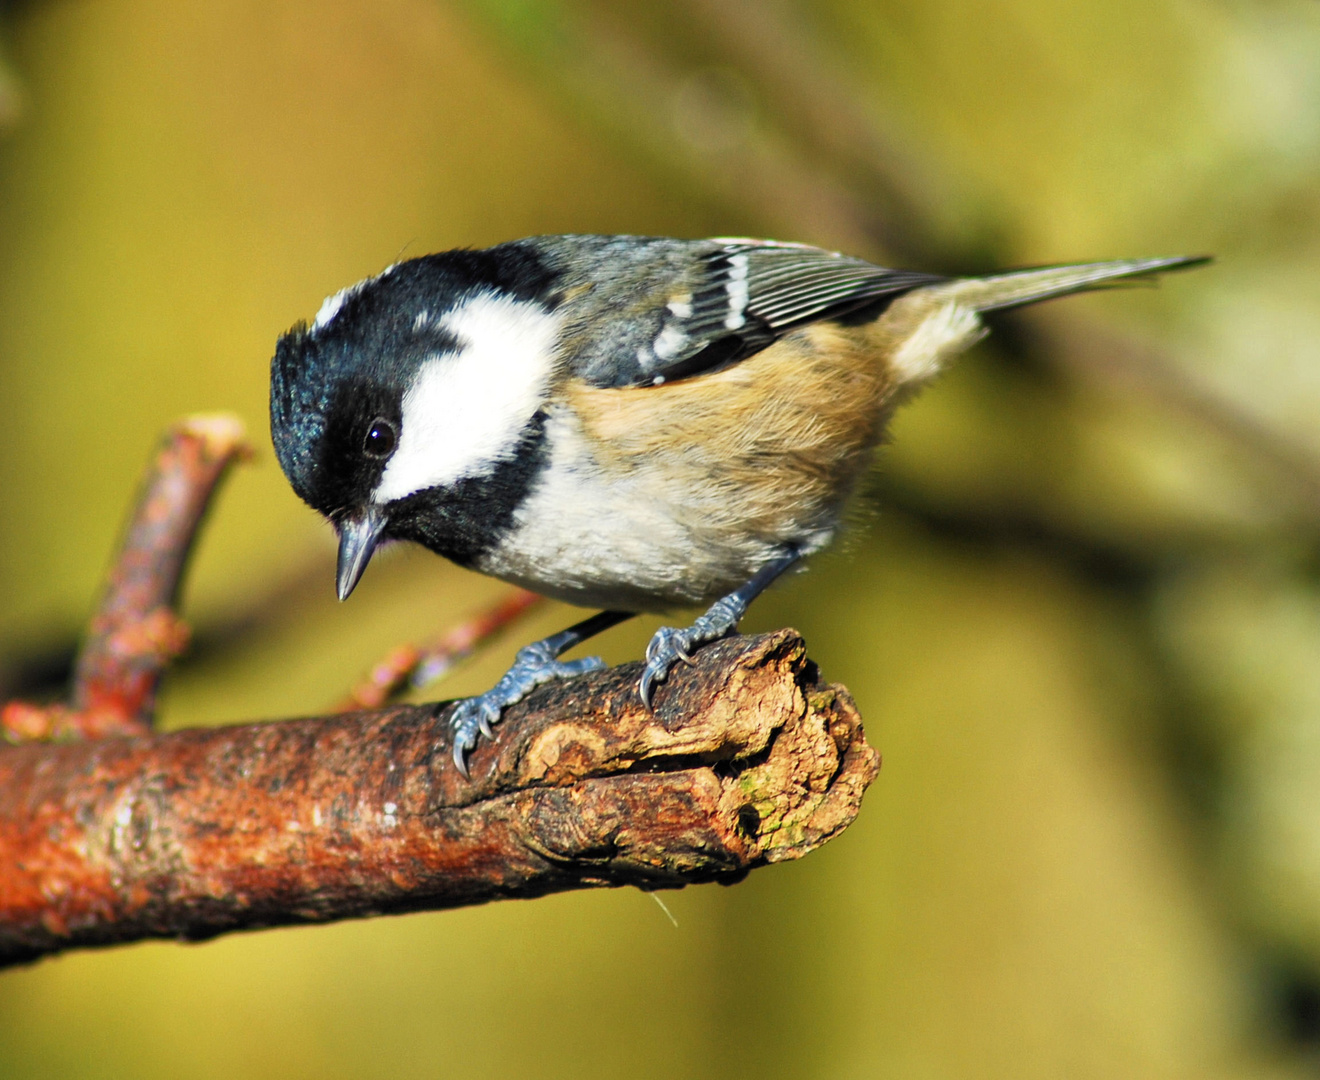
<box><xmin>624</xmin><ymin>240</ymin><xmax>944</xmax><ymax>387</ymax></box>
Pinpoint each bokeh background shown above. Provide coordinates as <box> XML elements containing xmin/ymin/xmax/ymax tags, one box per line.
<box><xmin>0</xmin><ymin>0</ymin><xmax>1318</xmax><ymax>1076</ymax></box>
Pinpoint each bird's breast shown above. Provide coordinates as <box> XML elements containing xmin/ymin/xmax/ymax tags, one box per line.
<box><xmin>475</xmin><ymin>408</ymin><xmax>787</xmax><ymax>610</ymax></box>
<box><xmin>475</xmin><ymin>307</ymin><xmax>981</xmax><ymax>608</ymax></box>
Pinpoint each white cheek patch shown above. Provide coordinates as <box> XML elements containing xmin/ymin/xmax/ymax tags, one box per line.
<box><xmin>373</xmin><ymin>292</ymin><xmax>560</xmax><ymax>502</ymax></box>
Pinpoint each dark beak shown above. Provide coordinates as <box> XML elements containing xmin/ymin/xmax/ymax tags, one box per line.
<box><xmin>336</xmin><ymin>508</ymin><xmax>387</xmax><ymax>601</ymax></box>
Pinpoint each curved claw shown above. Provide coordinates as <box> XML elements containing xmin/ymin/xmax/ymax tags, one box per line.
<box><xmin>451</xmin><ymin>725</ymin><xmax>474</xmax><ymax>778</ymax></box>
<box><xmin>637</xmin><ymin>626</ymin><xmax>696</xmax><ymax>709</ymax></box>
<box><xmin>449</xmin><ymin>698</ymin><xmax>485</xmax><ymax>776</ymax></box>
<box><xmin>638</xmin><ymin>667</ymin><xmax>657</xmax><ymax>709</ymax></box>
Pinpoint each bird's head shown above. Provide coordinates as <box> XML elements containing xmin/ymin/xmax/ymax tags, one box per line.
<box><xmin>269</xmin><ymin>251</ymin><xmax>562</xmax><ymax>599</ymax></box>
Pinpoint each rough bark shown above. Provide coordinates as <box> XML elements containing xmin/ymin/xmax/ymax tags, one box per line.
<box><xmin>0</xmin><ymin>630</ymin><xmax>878</xmax><ymax>968</ymax></box>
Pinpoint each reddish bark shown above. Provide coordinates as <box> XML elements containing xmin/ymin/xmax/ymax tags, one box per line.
<box><xmin>0</xmin><ymin>631</ymin><xmax>878</xmax><ymax>968</ymax></box>
<box><xmin>1</xmin><ymin>414</ymin><xmax>249</xmax><ymax>742</ymax></box>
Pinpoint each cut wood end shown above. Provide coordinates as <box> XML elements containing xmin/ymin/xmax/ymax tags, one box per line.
<box><xmin>460</xmin><ymin>629</ymin><xmax>880</xmax><ymax>870</ymax></box>
<box><xmin>175</xmin><ymin>411</ymin><xmax>252</xmax><ymax>461</ymax></box>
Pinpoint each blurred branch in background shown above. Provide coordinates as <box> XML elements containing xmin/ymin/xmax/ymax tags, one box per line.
<box><xmin>1</xmin><ymin>415</ymin><xmax>250</xmax><ymax>742</ymax></box>
<box><xmin>461</xmin><ymin>0</ymin><xmax>1320</xmax><ymax>530</ymax></box>
<box><xmin>450</xmin><ymin>2</ymin><xmax>1320</xmax><ymax>1046</ymax></box>
<box><xmin>337</xmin><ymin>588</ymin><xmax>542</xmax><ymax>712</ymax></box>
<box><xmin>1037</xmin><ymin>311</ymin><xmax>1320</xmax><ymax>528</ymax></box>
<box><xmin>0</xmin><ymin>26</ymin><xmax>21</xmax><ymax>133</ymax></box>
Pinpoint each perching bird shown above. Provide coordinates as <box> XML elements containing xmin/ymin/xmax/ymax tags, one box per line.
<box><xmin>269</xmin><ymin>234</ymin><xmax>1204</xmax><ymax>773</ymax></box>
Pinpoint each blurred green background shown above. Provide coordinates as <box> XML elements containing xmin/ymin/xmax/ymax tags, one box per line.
<box><xmin>0</xmin><ymin>0</ymin><xmax>1319</xmax><ymax>1076</ymax></box>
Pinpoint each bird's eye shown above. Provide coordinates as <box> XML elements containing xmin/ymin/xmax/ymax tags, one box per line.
<box><xmin>363</xmin><ymin>418</ymin><xmax>397</xmax><ymax>458</ymax></box>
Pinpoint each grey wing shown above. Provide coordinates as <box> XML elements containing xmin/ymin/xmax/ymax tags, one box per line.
<box><xmin>563</xmin><ymin>238</ymin><xmax>946</xmax><ymax>389</ymax></box>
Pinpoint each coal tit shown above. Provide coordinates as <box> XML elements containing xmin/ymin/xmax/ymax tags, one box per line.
<box><xmin>269</xmin><ymin>234</ymin><xmax>1204</xmax><ymax>773</ymax></box>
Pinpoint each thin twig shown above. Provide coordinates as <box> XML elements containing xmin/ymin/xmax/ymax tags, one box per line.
<box><xmin>337</xmin><ymin>589</ymin><xmax>543</xmax><ymax>711</ymax></box>
<box><xmin>1</xmin><ymin>414</ymin><xmax>250</xmax><ymax>742</ymax></box>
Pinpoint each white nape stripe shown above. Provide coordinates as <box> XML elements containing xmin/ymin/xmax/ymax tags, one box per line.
<box><xmin>373</xmin><ymin>292</ymin><xmax>560</xmax><ymax>502</ymax></box>
<box><xmin>312</xmin><ymin>286</ymin><xmax>355</xmax><ymax>332</ymax></box>
<box><xmin>724</xmin><ymin>253</ymin><xmax>749</xmax><ymax>330</ymax></box>
<box><xmin>311</xmin><ymin>262</ymin><xmax>398</xmax><ymax>334</ymax></box>
<box><xmin>889</xmin><ymin>301</ymin><xmax>984</xmax><ymax>385</ymax></box>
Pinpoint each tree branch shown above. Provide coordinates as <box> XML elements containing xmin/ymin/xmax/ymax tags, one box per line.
<box><xmin>2</xmin><ymin>414</ymin><xmax>250</xmax><ymax>741</ymax></box>
<box><xmin>0</xmin><ymin>629</ymin><xmax>877</xmax><ymax>968</ymax></box>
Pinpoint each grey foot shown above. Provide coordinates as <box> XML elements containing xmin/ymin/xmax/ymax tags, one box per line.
<box><xmin>448</xmin><ymin>639</ymin><xmax>606</xmax><ymax>776</ymax></box>
<box><xmin>638</xmin><ymin>595</ymin><xmax>745</xmax><ymax>707</ymax></box>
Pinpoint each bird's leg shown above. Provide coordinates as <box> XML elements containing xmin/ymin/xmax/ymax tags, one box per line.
<box><xmin>639</xmin><ymin>546</ymin><xmax>803</xmax><ymax>707</ymax></box>
<box><xmin>446</xmin><ymin>609</ymin><xmax>634</xmax><ymax>776</ymax></box>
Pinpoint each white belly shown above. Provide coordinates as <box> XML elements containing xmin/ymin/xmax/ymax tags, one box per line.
<box><xmin>475</xmin><ymin>410</ymin><xmax>829</xmax><ymax>611</ymax></box>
